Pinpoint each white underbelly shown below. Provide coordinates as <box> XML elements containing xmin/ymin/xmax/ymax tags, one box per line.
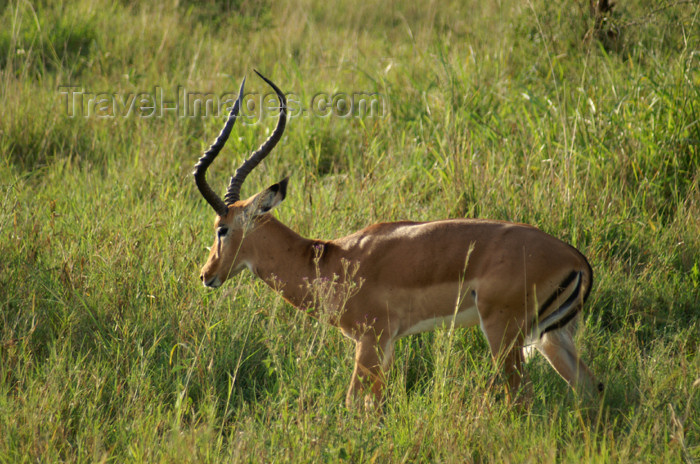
<box><xmin>398</xmin><ymin>305</ymin><xmax>480</xmax><ymax>338</ymax></box>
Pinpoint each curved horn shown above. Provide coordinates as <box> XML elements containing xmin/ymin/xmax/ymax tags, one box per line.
<box><xmin>224</xmin><ymin>70</ymin><xmax>287</xmax><ymax>204</ymax></box>
<box><xmin>193</xmin><ymin>77</ymin><xmax>246</xmax><ymax>217</ymax></box>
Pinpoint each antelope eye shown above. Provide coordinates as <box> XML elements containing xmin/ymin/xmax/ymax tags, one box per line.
<box><xmin>217</xmin><ymin>226</ymin><xmax>229</xmax><ymax>238</ymax></box>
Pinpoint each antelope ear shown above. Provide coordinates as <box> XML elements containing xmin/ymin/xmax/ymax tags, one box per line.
<box><xmin>249</xmin><ymin>177</ymin><xmax>288</xmax><ymax>216</ymax></box>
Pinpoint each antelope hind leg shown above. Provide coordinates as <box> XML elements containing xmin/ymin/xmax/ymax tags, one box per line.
<box><xmin>535</xmin><ymin>324</ymin><xmax>603</xmax><ymax>395</ymax></box>
<box><xmin>479</xmin><ymin>314</ymin><xmax>528</xmax><ymax>404</ymax></box>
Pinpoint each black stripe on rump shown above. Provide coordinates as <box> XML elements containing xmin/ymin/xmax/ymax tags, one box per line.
<box><xmin>538</xmin><ymin>271</ymin><xmax>583</xmax><ymax>337</ymax></box>
<box><xmin>537</xmin><ymin>271</ymin><xmax>578</xmax><ymax>318</ymax></box>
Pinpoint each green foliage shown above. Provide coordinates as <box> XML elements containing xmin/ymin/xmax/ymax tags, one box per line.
<box><xmin>0</xmin><ymin>1</ymin><xmax>99</xmax><ymax>76</ymax></box>
<box><xmin>1</xmin><ymin>0</ymin><xmax>699</xmax><ymax>461</ymax></box>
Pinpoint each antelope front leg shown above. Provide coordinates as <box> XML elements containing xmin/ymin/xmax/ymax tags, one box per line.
<box><xmin>346</xmin><ymin>333</ymin><xmax>395</xmax><ymax>409</ymax></box>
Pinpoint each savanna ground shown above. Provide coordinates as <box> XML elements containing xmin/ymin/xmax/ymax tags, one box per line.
<box><xmin>1</xmin><ymin>0</ymin><xmax>699</xmax><ymax>462</ymax></box>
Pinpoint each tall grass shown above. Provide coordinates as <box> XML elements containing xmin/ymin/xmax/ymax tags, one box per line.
<box><xmin>1</xmin><ymin>0</ymin><xmax>698</xmax><ymax>462</ymax></box>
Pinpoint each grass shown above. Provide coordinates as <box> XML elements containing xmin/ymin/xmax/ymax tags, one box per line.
<box><xmin>1</xmin><ymin>0</ymin><xmax>699</xmax><ymax>461</ymax></box>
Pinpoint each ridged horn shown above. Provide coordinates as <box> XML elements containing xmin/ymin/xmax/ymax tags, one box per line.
<box><xmin>224</xmin><ymin>70</ymin><xmax>287</xmax><ymax>204</ymax></box>
<box><xmin>193</xmin><ymin>77</ymin><xmax>246</xmax><ymax>217</ymax></box>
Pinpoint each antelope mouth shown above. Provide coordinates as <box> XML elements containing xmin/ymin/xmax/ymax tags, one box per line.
<box><xmin>203</xmin><ymin>276</ymin><xmax>222</xmax><ymax>288</ymax></box>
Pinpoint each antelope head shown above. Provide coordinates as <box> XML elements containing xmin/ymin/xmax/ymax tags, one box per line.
<box><xmin>193</xmin><ymin>70</ymin><xmax>288</xmax><ymax>288</ymax></box>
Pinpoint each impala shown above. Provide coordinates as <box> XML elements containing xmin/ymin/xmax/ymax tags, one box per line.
<box><xmin>194</xmin><ymin>71</ymin><xmax>602</xmax><ymax>407</ymax></box>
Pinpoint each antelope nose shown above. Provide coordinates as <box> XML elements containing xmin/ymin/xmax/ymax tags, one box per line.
<box><xmin>201</xmin><ymin>274</ymin><xmax>221</xmax><ymax>288</ymax></box>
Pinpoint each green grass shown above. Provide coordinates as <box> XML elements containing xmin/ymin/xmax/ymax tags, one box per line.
<box><xmin>1</xmin><ymin>0</ymin><xmax>699</xmax><ymax>461</ymax></box>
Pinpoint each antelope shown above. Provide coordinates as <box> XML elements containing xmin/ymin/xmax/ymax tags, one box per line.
<box><xmin>194</xmin><ymin>71</ymin><xmax>602</xmax><ymax>408</ymax></box>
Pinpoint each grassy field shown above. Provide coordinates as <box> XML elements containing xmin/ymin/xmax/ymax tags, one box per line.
<box><xmin>1</xmin><ymin>0</ymin><xmax>699</xmax><ymax>461</ymax></box>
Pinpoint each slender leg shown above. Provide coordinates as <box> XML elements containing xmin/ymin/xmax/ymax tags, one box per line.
<box><xmin>479</xmin><ymin>314</ymin><xmax>527</xmax><ymax>403</ymax></box>
<box><xmin>346</xmin><ymin>333</ymin><xmax>395</xmax><ymax>409</ymax></box>
<box><xmin>535</xmin><ymin>325</ymin><xmax>602</xmax><ymax>394</ymax></box>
